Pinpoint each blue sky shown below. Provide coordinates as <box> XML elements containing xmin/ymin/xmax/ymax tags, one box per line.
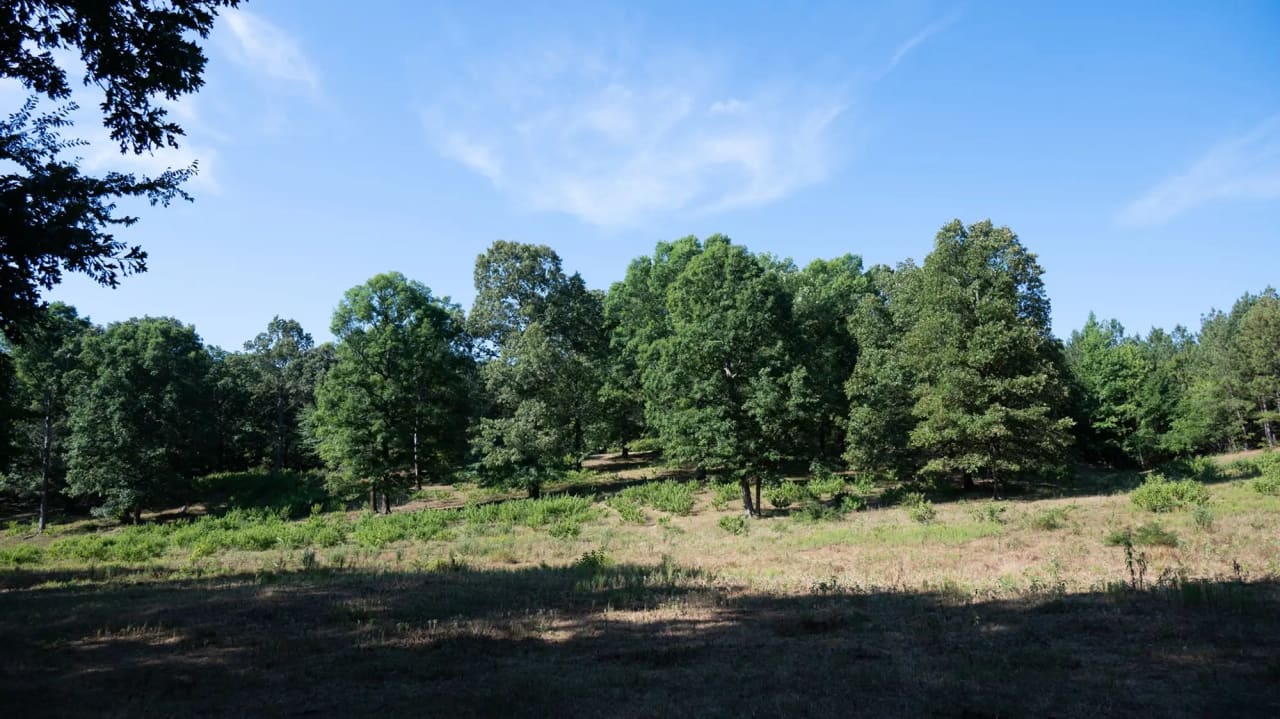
<box><xmin>19</xmin><ymin>1</ymin><xmax>1280</xmax><ymax>348</ymax></box>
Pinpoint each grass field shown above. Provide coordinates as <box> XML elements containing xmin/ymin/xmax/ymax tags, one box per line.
<box><xmin>2</xmin><ymin>453</ymin><xmax>1279</xmax><ymax>717</ymax></box>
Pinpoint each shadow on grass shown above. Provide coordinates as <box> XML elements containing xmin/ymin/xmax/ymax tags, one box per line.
<box><xmin>1</xmin><ymin>559</ymin><xmax>1277</xmax><ymax>718</ymax></box>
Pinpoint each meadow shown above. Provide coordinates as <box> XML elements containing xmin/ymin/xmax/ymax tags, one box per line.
<box><xmin>1</xmin><ymin>451</ymin><xmax>1279</xmax><ymax>717</ymax></box>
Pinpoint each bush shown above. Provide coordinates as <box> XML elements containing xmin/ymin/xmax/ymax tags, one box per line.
<box><xmin>1130</xmin><ymin>474</ymin><xmax>1209</xmax><ymax>512</ymax></box>
<box><xmin>607</xmin><ymin>497</ymin><xmax>646</xmax><ymax>523</ymax></box>
<box><xmin>0</xmin><ymin>544</ymin><xmax>44</xmax><ymax>567</ymax></box>
<box><xmin>548</xmin><ymin>518</ymin><xmax>582</xmax><ymax>539</ymax></box>
<box><xmin>1252</xmin><ymin>472</ymin><xmax>1280</xmax><ymax>496</ymax></box>
<box><xmin>765</xmin><ymin>480</ymin><xmax>808</xmax><ymax>509</ymax></box>
<box><xmin>1107</xmin><ymin>522</ymin><xmax>1179</xmax><ymax>548</ymax></box>
<box><xmin>901</xmin><ymin>492</ymin><xmax>936</xmax><ymax>524</ymax></box>
<box><xmin>196</xmin><ymin>470</ymin><xmax>331</xmax><ymax>518</ymax></box>
<box><xmin>1027</xmin><ymin>506</ymin><xmax>1071</xmax><ymax>531</ymax></box>
<box><xmin>48</xmin><ymin>528</ymin><xmax>169</xmax><ymax>562</ymax></box>
<box><xmin>1191</xmin><ymin>504</ymin><xmax>1215</xmax><ymax>531</ymax></box>
<box><xmin>617</xmin><ymin>480</ymin><xmax>695</xmax><ymax>515</ymax></box>
<box><xmin>807</xmin><ymin>462</ymin><xmax>846</xmax><ymax>498</ymax></box>
<box><xmin>970</xmin><ymin>502</ymin><xmax>1008</xmax><ymax>524</ymax></box>
<box><xmin>709</xmin><ymin>481</ymin><xmax>741</xmax><ymax>510</ymax></box>
<box><xmin>718</xmin><ymin>515</ymin><xmax>748</xmax><ymax>535</ymax></box>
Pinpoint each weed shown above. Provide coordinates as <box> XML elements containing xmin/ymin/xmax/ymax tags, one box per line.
<box><xmin>718</xmin><ymin>515</ymin><xmax>748</xmax><ymax>535</ymax></box>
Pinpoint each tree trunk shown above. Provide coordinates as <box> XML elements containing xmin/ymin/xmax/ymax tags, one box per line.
<box><xmin>991</xmin><ymin>469</ymin><xmax>1001</xmax><ymax>500</ymax></box>
<box><xmin>1261</xmin><ymin>398</ymin><xmax>1275</xmax><ymax>449</ymax></box>
<box><xmin>528</xmin><ymin>481</ymin><xmax>541</xmax><ymax>500</ymax></box>
<box><xmin>695</xmin><ymin>466</ymin><xmax>707</xmax><ymax>482</ymax></box>
<box><xmin>620</xmin><ymin>444</ymin><xmax>629</xmax><ymax>459</ymax></box>
<box><xmin>962</xmin><ymin>474</ymin><xmax>975</xmax><ymax>491</ymax></box>
<box><xmin>132</xmin><ymin>507</ymin><xmax>143</xmax><ymax>525</ymax></box>
<box><xmin>273</xmin><ymin>395</ymin><xmax>286</xmax><ymax>474</ymax></box>
<box><xmin>413</xmin><ymin>423</ymin><xmax>421</xmax><ymax>490</ymax></box>
<box><xmin>739</xmin><ymin>479</ymin><xmax>755</xmax><ymax>517</ymax></box>
<box><xmin>370</xmin><ymin>488</ymin><xmax>377</xmax><ymax>513</ymax></box>
<box><xmin>754</xmin><ymin>477</ymin><xmax>762</xmax><ymax>517</ymax></box>
<box><xmin>38</xmin><ymin>401</ymin><xmax>52</xmax><ymax>533</ymax></box>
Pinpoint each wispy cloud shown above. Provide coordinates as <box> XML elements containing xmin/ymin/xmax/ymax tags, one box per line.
<box><xmin>417</xmin><ymin>8</ymin><xmax>960</xmax><ymax>228</ymax></box>
<box><xmin>881</xmin><ymin>11</ymin><xmax>961</xmax><ymax>78</ymax></box>
<box><xmin>1118</xmin><ymin>115</ymin><xmax>1280</xmax><ymax>227</ymax></box>
<box><xmin>222</xmin><ymin>9</ymin><xmax>320</xmax><ymax>97</ymax></box>
<box><xmin>420</xmin><ymin>45</ymin><xmax>849</xmax><ymax>227</ymax></box>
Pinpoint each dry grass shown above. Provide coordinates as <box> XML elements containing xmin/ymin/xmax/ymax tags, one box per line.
<box><xmin>2</xmin><ymin>454</ymin><xmax>1279</xmax><ymax>717</ymax></box>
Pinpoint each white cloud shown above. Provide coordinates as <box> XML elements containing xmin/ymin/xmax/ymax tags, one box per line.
<box><xmin>222</xmin><ymin>9</ymin><xmax>320</xmax><ymax>96</ymax></box>
<box><xmin>420</xmin><ymin>47</ymin><xmax>848</xmax><ymax>227</ymax></box>
<box><xmin>881</xmin><ymin>12</ymin><xmax>960</xmax><ymax>77</ymax></box>
<box><xmin>1118</xmin><ymin>114</ymin><xmax>1280</xmax><ymax>227</ymax></box>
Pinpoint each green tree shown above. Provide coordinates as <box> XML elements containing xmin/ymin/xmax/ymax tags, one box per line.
<box><xmin>1065</xmin><ymin>314</ymin><xmax>1150</xmax><ymax>465</ymax></box>
<box><xmin>788</xmin><ymin>254</ymin><xmax>872</xmax><ymax>463</ymax></box>
<box><xmin>244</xmin><ymin>317</ymin><xmax>318</xmax><ymax>472</ymax></box>
<box><xmin>0</xmin><ymin>1</ymin><xmax>240</xmax><ymax>337</ymax></box>
<box><xmin>601</xmin><ymin>236</ymin><xmax>706</xmax><ymax>455</ymax></box>
<box><xmin>1</xmin><ymin>303</ymin><xmax>94</xmax><ymax>530</ymax></box>
<box><xmin>844</xmin><ymin>263</ymin><xmax>920</xmax><ymax>479</ymax></box>
<box><xmin>1237</xmin><ymin>290</ymin><xmax>1280</xmax><ymax>448</ymax></box>
<box><xmin>470</xmin><ymin>242</ymin><xmax>605</xmax><ymax>496</ymax></box>
<box><xmin>65</xmin><ymin>317</ymin><xmax>213</xmax><ymax>521</ymax></box>
<box><xmin>902</xmin><ymin>220</ymin><xmax>1073</xmax><ymax>496</ymax></box>
<box><xmin>312</xmin><ymin>273</ymin><xmax>471</xmax><ymax>512</ymax></box>
<box><xmin>644</xmin><ymin>236</ymin><xmax>803</xmax><ymax>515</ymax></box>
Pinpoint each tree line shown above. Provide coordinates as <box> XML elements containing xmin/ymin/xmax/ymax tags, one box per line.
<box><xmin>2</xmin><ymin>220</ymin><xmax>1277</xmax><ymax>526</ymax></box>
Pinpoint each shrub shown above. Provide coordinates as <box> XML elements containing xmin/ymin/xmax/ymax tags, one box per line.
<box><xmin>607</xmin><ymin>497</ymin><xmax>646</xmax><ymax>523</ymax></box>
<box><xmin>1252</xmin><ymin>472</ymin><xmax>1280</xmax><ymax>496</ymax></box>
<box><xmin>807</xmin><ymin>462</ymin><xmax>846</xmax><ymax>498</ymax></box>
<box><xmin>1130</xmin><ymin>474</ymin><xmax>1209</xmax><ymax>512</ymax></box>
<box><xmin>575</xmin><ymin>549</ymin><xmax>613</xmax><ymax>571</ymax></box>
<box><xmin>1027</xmin><ymin>506</ymin><xmax>1071</xmax><ymax>531</ymax></box>
<box><xmin>48</xmin><ymin>529</ymin><xmax>168</xmax><ymax>562</ymax></box>
<box><xmin>901</xmin><ymin>492</ymin><xmax>936</xmax><ymax>524</ymax></box>
<box><xmin>765</xmin><ymin>480</ymin><xmax>808</xmax><ymax>509</ymax></box>
<box><xmin>617</xmin><ymin>480</ymin><xmax>695</xmax><ymax>515</ymax></box>
<box><xmin>0</xmin><ymin>544</ymin><xmax>44</xmax><ymax>567</ymax></box>
<box><xmin>1107</xmin><ymin>522</ymin><xmax>1179</xmax><ymax>548</ymax></box>
<box><xmin>195</xmin><ymin>470</ymin><xmax>331</xmax><ymax>518</ymax></box>
<box><xmin>1191</xmin><ymin>504</ymin><xmax>1215</xmax><ymax>531</ymax></box>
<box><xmin>709</xmin><ymin>481</ymin><xmax>740</xmax><ymax>510</ymax></box>
<box><xmin>718</xmin><ymin>515</ymin><xmax>748</xmax><ymax>535</ymax></box>
<box><xmin>970</xmin><ymin>502</ymin><xmax>1008</xmax><ymax>524</ymax></box>
<box><xmin>548</xmin><ymin>518</ymin><xmax>582</xmax><ymax>539</ymax></box>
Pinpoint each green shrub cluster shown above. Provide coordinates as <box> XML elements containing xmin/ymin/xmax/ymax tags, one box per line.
<box><xmin>718</xmin><ymin>515</ymin><xmax>748</xmax><ymax>535</ymax></box>
<box><xmin>901</xmin><ymin>491</ymin><xmax>937</xmax><ymax>524</ymax></box>
<box><xmin>1106</xmin><ymin>522</ymin><xmax>1179</xmax><ymax>548</ymax></box>
<box><xmin>614</xmin><ymin>480</ymin><xmax>695</xmax><ymax>515</ymax></box>
<box><xmin>1130</xmin><ymin>474</ymin><xmax>1209</xmax><ymax>512</ymax></box>
<box><xmin>0</xmin><ymin>544</ymin><xmax>44</xmax><ymax>567</ymax></box>
<box><xmin>1026</xmin><ymin>506</ymin><xmax>1071</xmax><ymax>531</ymax></box>
<box><xmin>195</xmin><ymin>470</ymin><xmax>332</xmax><ymax>518</ymax></box>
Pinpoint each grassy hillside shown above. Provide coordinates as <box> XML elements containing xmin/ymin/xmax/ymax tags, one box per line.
<box><xmin>2</xmin><ymin>453</ymin><xmax>1278</xmax><ymax>717</ymax></box>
